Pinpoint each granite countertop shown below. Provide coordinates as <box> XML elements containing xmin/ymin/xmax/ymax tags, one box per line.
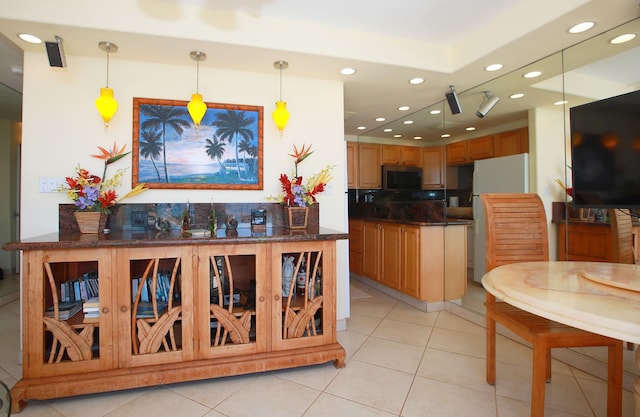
<box><xmin>2</xmin><ymin>227</ymin><xmax>349</xmax><ymax>251</ymax></box>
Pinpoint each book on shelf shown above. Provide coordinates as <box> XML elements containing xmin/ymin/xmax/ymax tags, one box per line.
<box><xmin>134</xmin><ymin>301</ymin><xmax>168</xmax><ymax>318</ymax></box>
<box><xmin>45</xmin><ymin>301</ymin><xmax>82</xmax><ymax>320</ymax></box>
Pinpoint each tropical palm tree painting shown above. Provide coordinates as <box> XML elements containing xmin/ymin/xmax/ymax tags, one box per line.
<box><xmin>132</xmin><ymin>98</ymin><xmax>263</xmax><ymax>190</ymax></box>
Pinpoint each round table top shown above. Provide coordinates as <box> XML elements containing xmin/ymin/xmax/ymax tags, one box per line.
<box><xmin>482</xmin><ymin>261</ymin><xmax>640</xmax><ymax>344</ymax></box>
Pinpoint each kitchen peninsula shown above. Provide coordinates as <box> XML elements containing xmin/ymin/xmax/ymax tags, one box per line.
<box><xmin>349</xmin><ymin>199</ymin><xmax>470</xmax><ymax>310</ymax></box>
<box><xmin>3</xmin><ymin>203</ymin><xmax>347</xmax><ymax>413</ymax></box>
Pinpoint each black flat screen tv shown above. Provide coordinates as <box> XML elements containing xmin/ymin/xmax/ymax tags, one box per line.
<box><xmin>569</xmin><ymin>89</ymin><xmax>640</xmax><ymax>208</ymax></box>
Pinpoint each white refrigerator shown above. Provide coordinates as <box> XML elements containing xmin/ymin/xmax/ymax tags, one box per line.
<box><xmin>472</xmin><ymin>153</ymin><xmax>529</xmax><ymax>282</ymax></box>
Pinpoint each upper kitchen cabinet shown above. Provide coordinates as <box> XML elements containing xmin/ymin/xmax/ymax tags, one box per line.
<box><xmin>420</xmin><ymin>147</ymin><xmax>444</xmax><ymax>189</ymax></box>
<box><xmin>357</xmin><ymin>143</ymin><xmax>382</xmax><ymax>189</ymax></box>
<box><xmin>446</xmin><ymin>141</ymin><xmax>468</xmax><ymax>165</ymax></box>
<box><xmin>493</xmin><ymin>127</ymin><xmax>529</xmax><ymax>157</ymax></box>
<box><xmin>346</xmin><ymin>142</ymin><xmax>357</xmax><ymax>188</ymax></box>
<box><xmin>467</xmin><ymin>136</ymin><xmax>494</xmax><ymax>160</ymax></box>
<box><xmin>382</xmin><ymin>145</ymin><xmax>419</xmax><ymax>166</ymax></box>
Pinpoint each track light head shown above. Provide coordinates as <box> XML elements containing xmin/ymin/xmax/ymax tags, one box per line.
<box><xmin>445</xmin><ymin>85</ymin><xmax>462</xmax><ymax>115</ymax></box>
<box><xmin>476</xmin><ymin>92</ymin><xmax>500</xmax><ymax>118</ymax></box>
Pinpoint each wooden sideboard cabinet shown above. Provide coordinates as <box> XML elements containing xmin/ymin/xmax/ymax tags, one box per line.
<box><xmin>557</xmin><ymin>221</ymin><xmax>640</xmax><ymax>262</ymax></box>
<box><xmin>6</xmin><ymin>233</ymin><xmax>346</xmax><ymax>413</ymax></box>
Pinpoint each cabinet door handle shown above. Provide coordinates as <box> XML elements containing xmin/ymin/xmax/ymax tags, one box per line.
<box><xmin>102</xmin><ymin>307</ymin><xmax>109</xmax><ymax>314</ymax></box>
<box><xmin>120</xmin><ymin>306</ymin><xmax>127</xmax><ymax>313</ymax></box>
<box><xmin>274</xmin><ymin>295</ymin><xmax>280</xmax><ymax>301</ymax></box>
<box><xmin>259</xmin><ymin>296</ymin><xmax>265</xmax><ymax>302</ymax></box>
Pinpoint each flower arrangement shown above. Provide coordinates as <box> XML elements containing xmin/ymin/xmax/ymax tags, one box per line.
<box><xmin>277</xmin><ymin>144</ymin><xmax>333</xmax><ymax>207</ymax></box>
<box><xmin>62</xmin><ymin>143</ymin><xmax>147</xmax><ymax>213</ymax></box>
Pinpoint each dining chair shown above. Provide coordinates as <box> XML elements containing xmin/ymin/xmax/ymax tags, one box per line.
<box><xmin>609</xmin><ymin>208</ymin><xmax>636</xmax><ymax>351</ymax></box>
<box><xmin>609</xmin><ymin>208</ymin><xmax>636</xmax><ymax>264</ymax></box>
<box><xmin>481</xmin><ymin>193</ymin><xmax>623</xmax><ymax>417</ymax></box>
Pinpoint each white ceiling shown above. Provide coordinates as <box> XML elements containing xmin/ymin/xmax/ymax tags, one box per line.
<box><xmin>0</xmin><ymin>0</ymin><xmax>638</xmax><ymax>138</ymax></box>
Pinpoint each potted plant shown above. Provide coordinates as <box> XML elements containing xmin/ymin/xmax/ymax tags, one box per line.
<box><xmin>61</xmin><ymin>142</ymin><xmax>147</xmax><ymax>233</ymax></box>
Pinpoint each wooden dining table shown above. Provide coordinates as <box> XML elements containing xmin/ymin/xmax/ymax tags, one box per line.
<box><xmin>482</xmin><ymin>261</ymin><xmax>640</xmax><ymax>416</ymax></box>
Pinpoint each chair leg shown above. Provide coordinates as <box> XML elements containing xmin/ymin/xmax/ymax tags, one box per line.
<box><xmin>486</xmin><ymin>313</ymin><xmax>496</xmax><ymax>385</ymax></box>
<box><xmin>530</xmin><ymin>340</ymin><xmax>547</xmax><ymax>417</ymax></box>
<box><xmin>606</xmin><ymin>341</ymin><xmax>623</xmax><ymax>417</ymax></box>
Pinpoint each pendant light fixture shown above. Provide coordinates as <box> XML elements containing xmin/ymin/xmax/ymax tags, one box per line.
<box><xmin>272</xmin><ymin>60</ymin><xmax>290</xmax><ymax>135</ymax></box>
<box><xmin>188</xmin><ymin>51</ymin><xmax>207</xmax><ymax>128</ymax></box>
<box><xmin>95</xmin><ymin>41</ymin><xmax>118</xmax><ymax>128</ymax></box>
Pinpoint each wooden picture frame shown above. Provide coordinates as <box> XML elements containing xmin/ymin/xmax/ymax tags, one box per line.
<box><xmin>132</xmin><ymin>97</ymin><xmax>263</xmax><ymax>190</ymax></box>
<box><xmin>579</xmin><ymin>208</ymin><xmax>590</xmax><ymax>221</ymax></box>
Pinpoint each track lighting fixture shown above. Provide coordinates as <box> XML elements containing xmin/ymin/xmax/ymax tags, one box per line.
<box><xmin>45</xmin><ymin>35</ymin><xmax>66</xmax><ymax>67</ymax></box>
<box><xmin>476</xmin><ymin>92</ymin><xmax>500</xmax><ymax>118</ymax></box>
<box><xmin>445</xmin><ymin>85</ymin><xmax>462</xmax><ymax>115</ymax></box>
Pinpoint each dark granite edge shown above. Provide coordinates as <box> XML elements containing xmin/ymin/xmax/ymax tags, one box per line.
<box><xmin>3</xmin><ymin>228</ymin><xmax>349</xmax><ymax>251</ymax></box>
<box><xmin>350</xmin><ymin>217</ymin><xmax>472</xmax><ymax>226</ymax></box>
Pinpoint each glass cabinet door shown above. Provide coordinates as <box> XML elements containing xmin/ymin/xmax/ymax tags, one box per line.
<box><xmin>271</xmin><ymin>240</ymin><xmax>336</xmax><ymax>351</ymax></box>
<box><xmin>195</xmin><ymin>243</ymin><xmax>267</xmax><ymax>358</ymax></box>
<box><xmin>24</xmin><ymin>248</ymin><xmax>114</xmax><ymax>378</ymax></box>
<box><xmin>118</xmin><ymin>246</ymin><xmax>193</xmax><ymax>367</ymax></box>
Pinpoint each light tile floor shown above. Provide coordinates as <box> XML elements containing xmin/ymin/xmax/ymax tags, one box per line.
<box><xmin>0</xmin><ymin>277</ymin><xmax>635</xmax><ymax>417</ymax></box>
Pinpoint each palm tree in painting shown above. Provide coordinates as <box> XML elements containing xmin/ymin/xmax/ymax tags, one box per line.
<box><xmin>139</xmin><ymin>129</ymin><xmax>164</xmax><ymax>182</ymax></box>
<box><xmin>238</xmin><ymin>137</ymin><xmax>257</xmax><ymax>177</ymax></box>
<box><xmin>140</xmin><ymin>104</ymin><xmax>190</xmax><ymax>183</ymax></box>
<box><xmin>205</xmin><ymin>135</ymin><xmax>227</xmax><ymax>177</ymax></box>
<box><xmin>211</xmin><ymin>110</ymin><xmax>254</xmax><ymax>181</ymax></box>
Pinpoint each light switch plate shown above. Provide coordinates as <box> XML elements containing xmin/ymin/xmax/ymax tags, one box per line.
<box><xmin>39</xmin><ymin>177</ymin><xmax>66</xmax><ymax>193</ymax></box>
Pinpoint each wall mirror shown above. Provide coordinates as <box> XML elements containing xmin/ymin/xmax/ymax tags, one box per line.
<box><xmin>356</xmin><ymin>17</ymin><xmax>640</xmax><ymax>378</ymax></box>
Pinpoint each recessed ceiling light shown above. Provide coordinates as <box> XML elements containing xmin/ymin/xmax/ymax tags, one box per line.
<box><xmin>554</xmin><ymin>100</ymin><xmax>568</xmax><ymax>106</ymax></box>
<box><xmin>18</xmin><ymin>33</ymin><xmax>42</xmax><ymax>44</ymax></box>
<box><xmin>356</xmin><ymin>126</ymin><xmax>366</xmax><ymax>130</ymax></box>
<box><xmin>523</xmin><ymin>71</ymin><xmax>542</xmax><ymax>78</ymax></box>
<box><xmin>429</xmin><ymin>109</ymin><xmax>441</xmax><ymax>115</ymax></box>
<box><xmin>569</xmin><ymin>21</ymin><xmax>595</xmax><ymax>34</ymax></box>
<box><xmin>340</xmin><ymin>67</ymin><xmax>356</xmax><ymax>75</ymax></box>
<box><xmin>383</xmin><ymin>128</ymin><xmax>393</xmax><ymax>132</ymax></box>
<box><xmin>441</xmin><ymin>133</ymin><xmax>451</xmax><ymax>138</ymax></box>
<box><xmin>413</xmin><ymin>136</ymin><xmax>422</xmax><ymax>140</ymax></box>
<box><xmin>403</xmin><ymin>120</ymin><xmax>414</xmax><ymax>125</ymax></box>
<box><xmin>510</xmin><ymin>93</ymin><xmax>524</xmax><ymax>99</ymax></box>
<box><xmin>393</xmin><ymin>134</ymin><xmax>402</xmax><ymax>138</ymax></box>
<box><xmin>465</xmin><ymin>127</ymin><xmax>476</xmax><ymax>131</ymax></box>
<box><xmin>375</xmin><ymin>117</ymin><xmax>386</xmax><ymax>122</ymax></box>
<box><xmin>398</xmin><ymin>106</ymin><xmax>410</xmax><ymax>111</ymax></box>
<box><xmin>409</xmin><ymin>77</ymin><xmax>424</xmax><ymax>85</ymax></box>
<box><xmin>485</xmin><ymin>64</ymin><xmax>503</xmax><ymax>72</ymax></box>
<box><xmin>610</xmin><ymin>33</ymin><xmax>636</xmax><ymax>44</ymax></box>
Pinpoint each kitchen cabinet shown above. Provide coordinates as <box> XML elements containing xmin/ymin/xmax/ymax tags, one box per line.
<box><xmin>420</xmin><ymin>147</ymin><xmax>444</xmax><ymax>189</ymax></box>
<box><xmin>493</xmin><ymin>127</ymin><xmax>528</xmax><ymax>157</ymax></box>
<box><xmin>348</xmin><ymin>219</ymin><xmax>363</xmax><ymax>275</ymax></box>
<box><xmin>467</xmin><ymin>136</ymin><xmax>494</xmax><ymax>160</ymax></box>
<box><xmin>361</xmin><ymin>221</ymin><xmax>381</xmax><ymax>280</ymax></box>
<box><xmin>382</xmin><ymin>145</ymin><xmax>419</xmax><ymax>166</ymax></box>
<box><xmin>346</xmin><ymin>142</ymin><xmax>357</xmax><ymax>188</ymax></box>
<box><xmin>446</xmin><ymin>141</ymin><xmax>468</xmax><ymax>165</ymax></box>
<box><xmin>355</xmin><ymin>220</ymin><xmax>467</xmax><ymax>302</ymax></box>
<box><xmin>7</xmin><ymin>234</ymin><xmax>346</xmax><ymax>412</ymax></box>
<box><xmin>357</xmin><ymin>143</ymin><xmax>382</xmax><ymax>189</ymax></box>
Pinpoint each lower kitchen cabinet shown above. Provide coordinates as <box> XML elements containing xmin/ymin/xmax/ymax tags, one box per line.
<box><xmin>351</xmin><ymin>220</ymin><xmax>467</xmax><ymax>302</ymax></box>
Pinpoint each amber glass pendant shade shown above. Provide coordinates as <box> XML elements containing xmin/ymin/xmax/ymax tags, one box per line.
<box><xmin>188</xmin><ymin>93</ymin><xmax>207</xmax><ymax>128</ymax></box>
<box><xmin>96</xmin><ymin>87</ymin><xmax>118</xmax><ymax>127</ymax></box>
<box><xmin>272</xmin><ymin>100</ymin><xmax>290</xmax><ymax>133</ymax></box>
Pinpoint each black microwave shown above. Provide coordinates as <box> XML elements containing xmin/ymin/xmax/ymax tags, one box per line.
<box><xmin>381</xmin><ymin>165</ymin><xmax>422</xmax><ymax>191</ymax></box>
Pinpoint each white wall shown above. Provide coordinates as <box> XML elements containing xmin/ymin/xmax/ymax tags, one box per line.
<box><xmin>20</xmin><ymin>50</ymin><xmax>350</xmax><ymax>318</ymax></box>
<box><xmin>528</xmin><ymin>106</ymin><xmax>569</xmax><ymax>260</ymax></box>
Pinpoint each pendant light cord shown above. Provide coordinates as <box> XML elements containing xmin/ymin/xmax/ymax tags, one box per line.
<box><xmin>105</xmin><ymin>45</ymin><xmax>110</xmax><ymax>88</ymax></box>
